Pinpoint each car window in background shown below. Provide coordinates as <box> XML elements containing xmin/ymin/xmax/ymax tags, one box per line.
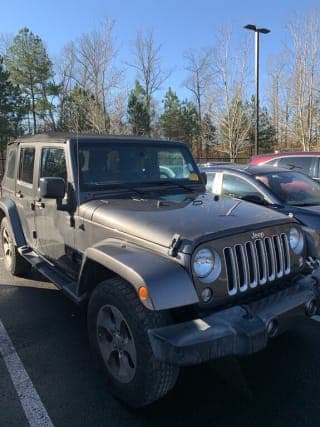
<box><xmin>277</xmin><ymin>157</ymin><xmax>313</xmax><ymax>175</ymax></box>
<box><xmin>222</xmin><ymin>174</ymin><xmax>263</xmax><ymax>200</ymax></box>
<box><xmin>205</xmin><ymin>172</ymin><xmax>216</xmax><ymax>191</ymax></box>
<box><xmin>256</xmin><ymin>171</ymin><xmax>320</xmax><ymax>206</ymax></box>
<box><xmin>264</xmin><ymin>158</ymin><xmax>279</xmax><ymax>167</ymax></box>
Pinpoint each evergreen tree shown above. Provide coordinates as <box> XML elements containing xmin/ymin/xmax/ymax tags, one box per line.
<box><xmin>160</xmin><ymin>88</ymin><xmax>199</xmax><ymax>148</ymax></box>
<box><xmin>127</xmin><ymin>81</ymin><xmax>150</xmax><ymax>136</ymax></box>
<box><xmin>5</xmin><ymin>27</ymin><xmax>55</xmax><ymax>134</ymax></box>
<box><xmin>160</xmin><ymin>88</ymin><xmax>182</xmax><ymax>140</ymax></box>
<box><xmin>247</xmin><ymin>97</ymin><xmax>276</xmax><ymax>154</ymax></box>
<box><xmin>0</xmin><ymin>57</ymin><xmax>25</xmax><ymax>150</ymax></box>
<box><xmin>201</xmin><ymin>113</ymin><xmax>217</xmax><ymax>155</ymax></box>
<box><xmin>179</xmin><ymin>100</ymin><xmax>199</xmax><ymax>148</ymax></box>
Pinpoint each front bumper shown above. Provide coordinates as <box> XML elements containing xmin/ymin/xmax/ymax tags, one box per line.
<box><xmin>149</xmin><ymin>270</ymin><xmax>320</xmax><ymax>366</ymax></box>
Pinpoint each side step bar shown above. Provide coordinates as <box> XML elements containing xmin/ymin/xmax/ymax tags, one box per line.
<box><xmin>18</xmin><ymin>246</ymin><xmax>86</xmax><ymax>304</ymax></box>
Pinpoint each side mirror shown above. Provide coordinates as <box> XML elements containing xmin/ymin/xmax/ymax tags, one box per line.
<box><xmin>40</xmin><ymin>177</ymin><xmax>66</xmax><ymax>199</ymax></box>
<box><xmin>200</xmin><ymin>172</ymin><xmax>207</xmax><ymax>185</ymax></box>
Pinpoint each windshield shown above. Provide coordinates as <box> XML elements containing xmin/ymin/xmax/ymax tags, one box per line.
<box><xmin>77</xmin><ymin>141</ymin><xmax>201</xmax><ymax>192</ymax></box>
<box><xmin>256</xmin><ymin>171</ymin><xmax>320</xmax><ymax>205</ymax></box>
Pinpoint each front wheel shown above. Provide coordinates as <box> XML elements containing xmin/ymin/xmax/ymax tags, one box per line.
<box><xmin>87</xmin><ymin>277</ymin><xmax>179</xmax><ymax>407</ymax></box>
<box><xmin>1</xmin><ymin>217</ymin><xmax>30</xmax><ymax>276</ymax></box>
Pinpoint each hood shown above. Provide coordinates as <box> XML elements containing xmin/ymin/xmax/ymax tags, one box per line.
<box><xmin>278</xmin><ymin>204</ymin><xmax>320</xmax><ymax>232</ymax></box>
<box><xmin>80</xmin><ymin>193</ymin><xmax>294</xmax><ymax>248</ymax></box>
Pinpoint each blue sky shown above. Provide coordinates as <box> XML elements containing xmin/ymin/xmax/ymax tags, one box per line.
<box><xmin>1</xmin><ymin>0</ymin><xmax>319</xmax><ymax>102</ymax></box>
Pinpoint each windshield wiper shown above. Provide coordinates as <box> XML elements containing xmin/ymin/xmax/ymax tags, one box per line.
<box><xmin>289</xmin><ymin>202</ymin><xmax>319</xmax><ymax>206</ymax></box>
<box><xmin>144</xmin><ymin>180</ymin><xmax>200</xmax><ymax>193</ymax></box>
<box><xmin>85</xmin><ymin>183</ymin><xmax>146</xmax><ymax>198</ymax></box>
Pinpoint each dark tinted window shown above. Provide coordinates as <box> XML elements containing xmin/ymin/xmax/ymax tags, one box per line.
<box><xmin>78</xmin><ymin>142</ymin><xmax>200</xmax><ymax>191</ymax></box>
<box><xmin>278</xmin><ymin>157</ymin><xmax>313</xmax><ymax>174</ymax></box>
<box><xmin>6</xmin><ymin>150</ymin><xmax>16</xmax><ymax>179</ymax></box>
<box><xmin>40</xmin><ymin>148</ymin><xmax>67</xmax><ymax>181</ymax></box>
<box><xmin>19</xmin><ymin>147</ymin><xmax>35</xmax><ymax>184</ymax></box>
<box><xmin>257</xmin><ymin>171</ymin><xmax>320</xmax><ymax>205</ymax></box>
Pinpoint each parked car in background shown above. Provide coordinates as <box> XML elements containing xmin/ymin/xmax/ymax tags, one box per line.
<box><xmin>201</xmin><ymin>163</ymin><xmax>320</xmax><ymax>255</ymax></box>
<box><xmin>249</xmin><ymin>151</ymin><xmax>320</xmax><ymax>181</ymax></box>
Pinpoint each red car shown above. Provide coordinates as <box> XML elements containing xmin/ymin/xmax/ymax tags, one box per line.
<box><xmin>249</xmin><ymin>152</ymin><xmax>320</xmax><ymax>181</ymax></box>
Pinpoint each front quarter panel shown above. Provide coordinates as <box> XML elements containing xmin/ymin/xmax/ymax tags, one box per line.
<box><xmin>0</xmin><ymin>198</ymin><xmax>26</xmax><ymax>247</ymax></box>
<box><xmin>82</xmin><ymin>240</ymin><xmax>199</xmax><ymax>310</ymax></box>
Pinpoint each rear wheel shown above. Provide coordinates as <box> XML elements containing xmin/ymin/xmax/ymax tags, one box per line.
<box><xmin>1</xmin><ymin>217</ymin><xmax>30</xmax><ymax>276</ymax></box>
<box><xmin>88</xmin><ymin>277</ymin><xmax>179</xmax><ymax>407</ymax></box>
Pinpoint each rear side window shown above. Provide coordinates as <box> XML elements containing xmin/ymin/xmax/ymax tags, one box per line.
<box><xmin>18</xmin><ymin>147</ymin><xmax>35</xmax><ymax>184</ymax></box>
<box><xmin>6</xmin><ymin>150</ymin><xmax>17</xmax><ymax>179</ymax></box>
<box><xmin>278</xmin><ymin>157</ymin><xmax>313</xmax><ymax>175</ymax></box>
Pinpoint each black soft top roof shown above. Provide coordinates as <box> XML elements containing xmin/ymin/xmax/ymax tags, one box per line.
<box><xmin>10</xmin><ymin>132</ymin><xmax>187</xmax><ymax>147</ymax></box>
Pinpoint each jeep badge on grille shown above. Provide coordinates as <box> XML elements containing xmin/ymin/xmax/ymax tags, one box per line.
<box><xmin>251</xmin><ymin>231</ymin><xmax>265</xmax><ymax>239</ymax></box>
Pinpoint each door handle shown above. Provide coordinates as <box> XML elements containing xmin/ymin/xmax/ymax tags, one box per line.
<box><xmin>16</xmin><ymin>190</ymin><xmax>23</xmax><ymax>198</ymax></box>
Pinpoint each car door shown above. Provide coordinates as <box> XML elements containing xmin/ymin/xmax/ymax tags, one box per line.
<box><xmin>15</xmin><ymin>145</ymin><xmax>37</xmax><ymax>247</ymax></box>
<box><xmin>34</xmin><ymin>146</ymin><xmax>77</xmax><ymax>277</ymax></box>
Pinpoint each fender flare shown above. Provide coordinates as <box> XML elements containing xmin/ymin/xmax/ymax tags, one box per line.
<box><xmin>81</xmin><ymin>240</ymin><xmax>199</xmax><ymax>311</ymax></box>
<box><xmin>0</xmin><ymin>198</ymin><xmax>26</xmax><ymax>247</ymax></box>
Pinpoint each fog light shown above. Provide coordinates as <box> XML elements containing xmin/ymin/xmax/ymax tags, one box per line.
<box><xmin>305</xmin><ymin>299</ymin><xmax>318</xmax><ymax>317</ymax></box>
<box><xmin>201</xmin><ymin>287</ymin><xmax>213</xmax><ymax>303</ymax></box>
<box><xmin>266</xmin><ymin>319</ymin><xmax>278</xmax><ymax>337</ymax></box>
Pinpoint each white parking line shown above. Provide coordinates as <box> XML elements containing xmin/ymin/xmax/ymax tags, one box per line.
<box><xmin>311</xmin><ymin>315</ymin><xmax>320</xmax><ymax>322</ymax></box>
<box><xmin>0</xmin><ymin>319</ymin><xmax>54</xmax><ymax>427</ymax></box>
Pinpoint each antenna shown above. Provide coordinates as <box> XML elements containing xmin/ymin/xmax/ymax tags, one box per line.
<box><xmin>75</xmin><ymin>111</ymin><xmax>82</xmax><ymax>223</ymax></box>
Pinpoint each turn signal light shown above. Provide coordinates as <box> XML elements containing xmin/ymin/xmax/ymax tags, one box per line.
<box><xmin>138</xmin><ymin>286</ymin><xmax>149</xmax><ymax>300</ymax></box>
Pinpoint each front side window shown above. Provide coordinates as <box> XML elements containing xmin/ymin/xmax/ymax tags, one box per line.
<box><xmin>40</xmin><ymin>148</ymin><xmax>67</xmax><ymax>182</ymax></box>
<box><xmin>222</xmin><ymin>174</ymin><xmax>263</xmax><ymax>200</ymax></box>
<box><xmin>18</xmin><ymin>147</ymin><xmax>35</xmax><ymax>184</ymax></box>
<box><xmin>205</xmin><ymin>172</ymin><xmax>216</xmax><ymax>192</ymax></box>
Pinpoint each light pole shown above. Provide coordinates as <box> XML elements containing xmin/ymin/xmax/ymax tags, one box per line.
<box><xmin>244</xmin><ymin>24</ymin><xmax>270</xmax><ymax>156</ymax></box>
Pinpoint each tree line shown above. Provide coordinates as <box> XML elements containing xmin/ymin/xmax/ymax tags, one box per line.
<box><xmin>0</xmin><ymin>9</ymin><xmax>320</xmax><ymax>161</ymax></box>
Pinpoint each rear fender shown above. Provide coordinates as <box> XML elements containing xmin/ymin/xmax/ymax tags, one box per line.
<box><xmin>80</xmin><ymin>240</ymin><xmax>199</xmax><ymax>310</ymax></box>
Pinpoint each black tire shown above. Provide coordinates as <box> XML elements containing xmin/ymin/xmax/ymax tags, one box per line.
<box><xmin>87</xmin><ymin>277</ymin><xmax>179</xmax><ymax>407</ymax></box>
<box><xmin>1</xmin><ymin>217</ymin><xmax>30</xmax><ymax>276</ymax></box>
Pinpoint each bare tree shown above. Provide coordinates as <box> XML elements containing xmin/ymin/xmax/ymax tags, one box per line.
<box><xmin>129</xmin><ymin>29</ymin><xmax>170</xmax><ymax>130</ymax></box>
<box><xmin>286</xmin><ymin>9</ymin><xmax>320</xmax><ymax>151</ymax></box>
<box><xmin>57</xmin><ymin>18</ymin><xmax>123</xmax><ymax>133</ymax></box>
<box><xmin>267</xmin><ymin>52</ymin><xmax>291</xmax><ymax>150</ymax></box>
<box><xmin>184</xmin><ymin>47</ymin><xmax>213</xmax><ymax>155</ymax></box>
<box><xmin>210</xmin><ymin>28</ymin><xmax>251</xmax><ymax>161</ymax></box>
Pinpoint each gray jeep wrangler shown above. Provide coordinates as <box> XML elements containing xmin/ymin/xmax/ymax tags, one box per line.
<box><xmin>1</xmin><ymin>133</ymin><xmax>320</xmax><ymax>407</ymax></box>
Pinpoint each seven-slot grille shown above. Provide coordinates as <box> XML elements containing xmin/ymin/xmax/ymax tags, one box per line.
<box><xmin>224</xmin><ymin>233</ymin><xmax>291</xmax><ymax>295</ymax></box>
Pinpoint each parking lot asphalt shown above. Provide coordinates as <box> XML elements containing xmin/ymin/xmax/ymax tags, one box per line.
<box><xmin>1</xmin><ymin>262</ymin><xmax>320</xmax><ymax>427</ymax></box>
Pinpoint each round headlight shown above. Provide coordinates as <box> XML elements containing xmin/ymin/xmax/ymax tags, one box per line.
<box><xmin>193</xmin><ymin>248</ymin><xmax>214</xmax><ymax>278</ymax></box>
<box><xmin>289</xmin><ymin>227</ymin><xmax>304</xmax><ymax>254</ymax></box>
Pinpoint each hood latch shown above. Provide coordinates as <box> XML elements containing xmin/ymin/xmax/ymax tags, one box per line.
<box><xmin>168</xmin><ymin>233</ymin><xmax>181</xmax><ymax>257</ymax></box>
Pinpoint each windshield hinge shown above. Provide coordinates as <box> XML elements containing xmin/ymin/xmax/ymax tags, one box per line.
<box><xmin>168</xmin><ymin>233</ymin><xmax>181</xmax><ymax>257</ymax></box>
